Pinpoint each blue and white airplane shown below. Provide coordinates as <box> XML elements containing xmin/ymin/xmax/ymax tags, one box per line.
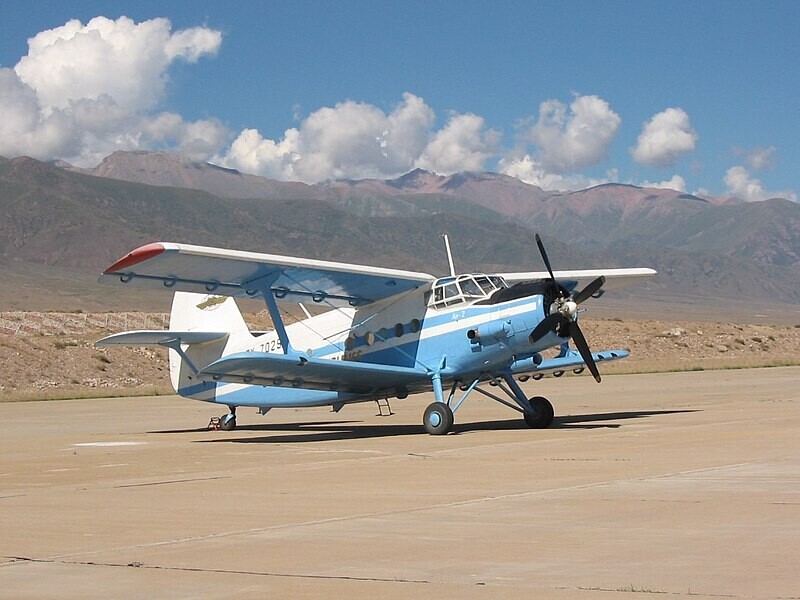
<box><xmin>97</xmin><ymin>235</ymin><xmax>655</xmax><ymax>435</ymax></box>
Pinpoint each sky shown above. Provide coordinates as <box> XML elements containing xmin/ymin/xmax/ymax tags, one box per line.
<box><xmin>0</xmin><ymin>0</ymin><xmax>797</xmax><ymax>201</ymax></box>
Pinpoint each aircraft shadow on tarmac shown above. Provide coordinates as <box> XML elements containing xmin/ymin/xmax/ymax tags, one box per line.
<box><xmin>152</xmin><ymin>409</ymin><xmax>697</xmax><ymax>444</ymax></box>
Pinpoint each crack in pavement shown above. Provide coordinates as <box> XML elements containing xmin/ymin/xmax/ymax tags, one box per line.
<box><xmin>2</xmin><ymin>555</ymin><xmax>430</xmax><ymax>585</ymax></box>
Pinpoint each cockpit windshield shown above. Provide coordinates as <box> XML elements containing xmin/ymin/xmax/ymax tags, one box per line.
<box><xmin>429</xmin><ymin>274</ymin><xmax>507</xmax><ymax>309</ymax></box>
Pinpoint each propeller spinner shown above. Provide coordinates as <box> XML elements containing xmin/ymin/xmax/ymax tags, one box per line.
<box><xmin>529</xmin><ymin>234</ymin><xmax>605</xmax><ymax>383</ymax></box>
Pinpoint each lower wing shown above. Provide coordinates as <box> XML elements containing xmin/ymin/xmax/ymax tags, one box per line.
<box><xmin>510</xmin><ymin>349</ymin><xmax>630</xmax><ymax>376</ymax></box>
<box><xmin>198</xmin><ymin>352</ymin><xmax>429</xmax><ymax>396</ymax></box>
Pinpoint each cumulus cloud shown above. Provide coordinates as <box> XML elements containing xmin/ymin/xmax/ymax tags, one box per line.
<box><xmin>735</xmin><ymin>145</ymin><xmax>777</xmax><ymax>171</ymax></box>
<box><xmin>724</xmin><ymin>166</ymin><xmax>797</xmax><ymax>202</ymax></box>
<box><xmin>497</xmin><ymin>154</ymin><xmax>618</xmax><ymax>191</ymax></box>
<box><xmin>519</xmin><ymin>94</ymin><xmax>621</xmax><ymax>173</ymax></box>
<box><xmin>631</xmin><ymin>107</ymin><xmax>698</xmax><ymax>167</ymax></box>
<box><xmin>639</xmin><ymin>174</ymin><xmax>687</xmax><ymax>192</ymax></box>
<box><xmin>0</xmin><ymin>68</ymin><xmax>79</xmax><ymax>158</ymax></box>
<box><xmin>221</xmin><ymin>93</ymin><xmax>435</xmax><ymax>181</ymax></box>
<box><xmin>219</xmin><ymin>94</ymin><xmax>498</xmax><ymax>182</ymax></box>
<box><xmin>139</xmin><ymin>113</ymin><xmax>229</xmax><ymax>160</ymax></box>
<box><xmin>415</xmin><ymin>113</ymin><xmax>499</xmax><ymax>174</ymax></box>
<box><xmin>495</xmin><ymin>94</ymin><xmax>621</xmax><ymax>190</ymax></box>
<box><xmin>15</xmin><ymin>16</ymin><xmax>221</xmax><ymax>112</ymax></box>
<box><xmin>221</xmin><ymin>128</ymin><xmax>300</xmax><ymax>180</ymax></box>
<box><xmin>0</xmin><ymin>16</ymin><xmax>225</xmax><ymax>165</ymax></box>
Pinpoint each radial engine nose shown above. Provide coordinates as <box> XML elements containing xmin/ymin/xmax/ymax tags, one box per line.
<box><xmin>551</xmin><ymin>299</ymin><xmax>578</xmax><ymax>319</ymax></box>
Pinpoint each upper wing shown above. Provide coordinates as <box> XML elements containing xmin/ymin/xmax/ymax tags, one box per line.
<box><xmin>199</xmin><ymin>352</ymin><xmax>429</xmax><ymax>395</ymax></box>
<box><xmin>500</xmin><ymin>268</ymin><xmax>656</xmax><ymax>294</ymax></box>
<box><xmin>100</xmin><ymin>242</ymin><xmax>436</xmax><ymax>307</ymax></box>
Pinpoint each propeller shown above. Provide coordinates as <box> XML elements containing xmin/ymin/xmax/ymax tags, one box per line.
<box><xmin>530</xmin><ymin>234</ymin><xmax>605</xmax><ymax>383</ymax></box>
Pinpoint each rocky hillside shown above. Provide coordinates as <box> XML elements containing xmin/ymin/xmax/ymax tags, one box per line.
<box><xmin>3</xmin><ymin>153</ymin><xmax>800</xmax><ymax>312</ymax></box>
<box><xmin>65</xmin><ymin>151</ymin><xmax>800</xmax><ymax>272</ymax></box>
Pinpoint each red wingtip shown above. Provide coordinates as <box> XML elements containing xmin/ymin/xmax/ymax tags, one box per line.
<box><xmin>104</xmin><ymin>242</ymin><xmax>166</xmax><ymax>273</ymax></box>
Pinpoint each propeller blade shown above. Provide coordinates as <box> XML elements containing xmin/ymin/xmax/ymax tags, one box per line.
<box><xmin>568</xmin><ymin>321</ymin><xmax>601</xmax><ymax>383</ymax></box>
<box><xmin>529</xmin><ymin>313</ymin><xmax>563</xmax><ymax>344</ymax></box>
<box><xmin>535</xmin><ymin>233</ymin><xmax>567</xmax><ymax>298</ymax></box>
<box><xmin>535</xmin><ymin>233</ymin><xmax>556</xmax><ymax>282</ymax></box>
<box><xmin>573</xmin><ymin>275</ymin><xmax>606</xmax><ymax>305</ymax></box>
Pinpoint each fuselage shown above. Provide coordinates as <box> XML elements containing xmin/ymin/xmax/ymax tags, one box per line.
<box><xmin>179</xmin><ymin>274</ymin><xmax>559</xmax><ymax>409</ymax></box>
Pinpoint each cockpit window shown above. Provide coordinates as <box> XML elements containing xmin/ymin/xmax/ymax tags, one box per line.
<box><xmin>429</xmin><ymin>274</ymin><xmax>507</xmax><ymax>309</ymax></box>
<box><xmin>489</xmin><ymin>276</ymin><xmax>505</xmax><ymax>289</ymax></box>
<box><xmin>473</xmin><ymin>276</ymin><xmax>494</xmax><ymax>294</ymax></box>
<box><xmin>459</xmin><ymin>278</ymin><xmax>483</xmax><ymax>297</ymax></box>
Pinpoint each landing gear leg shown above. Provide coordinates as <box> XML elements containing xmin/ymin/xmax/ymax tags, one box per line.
<box><xmin>220</xmin><ymin>406</ymin><xmax>237</xmax><ymax>431</ymax></box>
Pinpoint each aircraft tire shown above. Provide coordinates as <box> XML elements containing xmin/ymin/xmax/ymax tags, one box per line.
<box><xmin>523</xmin><ymin>396</ymin><xmax>554</xmax><ymax>429</ymax></box>
<box><xmin>423</xmin><ymin>402</ymin><xmax>454</xmax><ymax>435</ymax></box>
<box><xmin>219</xmin><ymin>413</ymin><xmax>237</xmax><ymax>431</ymax></box>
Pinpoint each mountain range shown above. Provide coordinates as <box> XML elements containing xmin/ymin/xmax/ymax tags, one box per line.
<box><xmin>2</xmin><ymin>150</ymin><xmax>799</xmax><ymax>316</ymax></box>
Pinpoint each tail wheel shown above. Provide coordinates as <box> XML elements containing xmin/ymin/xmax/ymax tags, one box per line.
<box><xmin>423</xmin><ymin>402</ymin><xmax>454</xmax><ymax>435</ymax></box>
<box><xmin>523</xmin><ymin>396</ymin><xmax>554</xmax><ymax>429</ymax></box>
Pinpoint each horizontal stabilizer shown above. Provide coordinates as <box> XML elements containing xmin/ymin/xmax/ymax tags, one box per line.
<box><xmin>96</xmin><ymin>330</ymin><xmax>229</xmax><ymax>347</ymax></box>
<box><xmin>199</xmin><ymin>352</ymin><xmax>428</xmax><ymax>395</ymax></box>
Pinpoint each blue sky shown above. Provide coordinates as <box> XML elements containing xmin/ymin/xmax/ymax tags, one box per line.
<box><xmin>0</xmin><ymin>0</ymin><xmax>797</xmax><ymax>200</ymax></box>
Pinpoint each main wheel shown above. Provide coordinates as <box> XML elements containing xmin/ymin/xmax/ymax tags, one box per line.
<box><xmin>219</xmin><ymin>413</ymin><xmax>237</xmax><ymax>431</ymax></box>
<box><xmin>423</xmin><ymin>402</ymin><xmax>454</xmax><ymax>435</ymax></box>
<box><xmin>523</xmin><ymin>396</ymin><xmax>554</xmax><ymax>429</ymax></box>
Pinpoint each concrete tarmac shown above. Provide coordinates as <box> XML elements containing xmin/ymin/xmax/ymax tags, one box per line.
<box><xmin>1</xmin><ymin>368</ymin><xmax>799</xmax><ymax>599</ymax></box>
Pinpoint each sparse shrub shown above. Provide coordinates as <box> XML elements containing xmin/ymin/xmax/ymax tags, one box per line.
<box><xmin>93</xmin><ymin>353</ymin><xmax>111</xmax><ymax>364</ymax></box>
<box><xmin>53</xmin><ymin>339</ymin><xmax>78</xmax><ymax>350</ymax></box>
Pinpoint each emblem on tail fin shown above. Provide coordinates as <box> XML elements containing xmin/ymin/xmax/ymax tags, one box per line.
<box><xmin>196</xmin><ymin>295</ymin><xmax>227</xmax><ymax>311</ymax></box>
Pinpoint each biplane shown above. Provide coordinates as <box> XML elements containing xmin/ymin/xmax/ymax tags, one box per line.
<box><xmin>97</xmin><ymin>235</ymin><xmax>655</xmax><ymax>434</ymax></box>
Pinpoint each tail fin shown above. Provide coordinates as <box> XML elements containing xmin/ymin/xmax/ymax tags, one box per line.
<box><xmin>168</xmin><ymin>292</ymin><xmax>252</xmax><ymax>394</ymax></box>
<box><xmin>169</xmin><ymin>291</ymin><xmax>249</xmax><ymax>333</ymax></box>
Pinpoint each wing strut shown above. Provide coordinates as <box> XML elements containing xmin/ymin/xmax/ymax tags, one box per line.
<box><xmin>245</xmin><ymin>273</ymin><xmax>297</xmax><ymax>356</ymax></box>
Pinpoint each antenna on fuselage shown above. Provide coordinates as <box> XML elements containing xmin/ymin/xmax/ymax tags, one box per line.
<box><xmin>442</xmin><ymin>234</ymin><xmax>456</xmax><ymax>277</ymax></box>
